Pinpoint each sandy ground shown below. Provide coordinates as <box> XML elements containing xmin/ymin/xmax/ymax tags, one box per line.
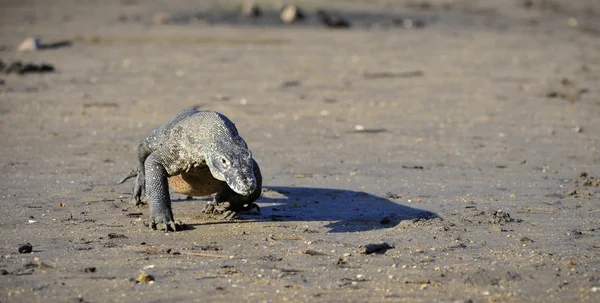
<box><xmin>1</xmin><ymin>0</ymin><xmax>599</xmax><ymax>302</ymax></box>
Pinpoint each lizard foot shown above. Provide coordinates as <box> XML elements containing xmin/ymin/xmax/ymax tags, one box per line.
<box><xmin>219</xmin><ymin>203</ymin><xmax>260</xmax><ymax>220</ymax></box>
<box><xmin>203</xmin><ymin>202</ymin><xmax>260</xmax><ymax>220</ymax></box>
<box><xmin>144</xmin><ymin>220</ymin><xmax>184</xmax><ymax>232</ymax></box>
<box><xmin>202</xmin><ymin>201</ymin><xmax>231</xmax><ymax>215</ymax></box>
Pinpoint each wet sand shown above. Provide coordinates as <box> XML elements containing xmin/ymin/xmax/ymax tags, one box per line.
<box><xmin>1</xmin><ymin>0</ymin><xmax>599</xmax><ymax>302</ymax></box>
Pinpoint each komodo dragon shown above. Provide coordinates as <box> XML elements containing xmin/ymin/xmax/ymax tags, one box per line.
<box><xmin>118</xmin><ymin>109</ymin><xmax>262</xmax><ymax>231</ymax></box>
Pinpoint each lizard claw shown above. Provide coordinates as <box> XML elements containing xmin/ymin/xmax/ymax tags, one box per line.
<box><xmin>149</xmin><ymin>220</ymin><xmax>183</xmax><ymax>232</ymax></box>
<box><xmin>220</xmin><ymin>210</ymin><xmax>238</xmax><ymax>220</ymax></box>
<box><xmin>201</xmin><ymin>202</ymin><xmax>214</xmax><ymax>214</ymax></box>
<box><xmin>147</xmin><ymin>208</ymin><xmax>183</xmax><ymax>232</ymax></box>
<box><xmin>217</xmin><ymin>203</ymin><xmax>260</xmax><ymax>220</ymax></box>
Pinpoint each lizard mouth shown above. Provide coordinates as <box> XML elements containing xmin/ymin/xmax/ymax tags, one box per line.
<box><xmin>234</xmin><ymin>182</ymin><xmax>256</xmax><ymax>196</ymax></box>
<box><xmin>229</xmin><ymin>176</ymin><xmax>256</xmax><ymax>196</ymax></box>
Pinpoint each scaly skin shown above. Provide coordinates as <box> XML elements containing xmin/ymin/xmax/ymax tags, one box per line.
<box><xmin>120</xmin><ymin>109</ymin><xmax>262</xmax><ymax>231</ymax></box>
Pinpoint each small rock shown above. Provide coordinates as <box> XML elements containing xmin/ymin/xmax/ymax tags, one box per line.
<box><xmin>317</xmin><ymin>10</ymin><xmax>350</xmax><ymax>28</ymax></box>
<box><xmin>300</xmin><ymin>249</ymin><xmax>327</xmax><ymax>256</ymax></box>
<box><xmin>394</xmin><ymin>18</ymin><xmax>426</xmax><ymax>29</ymax></box>
<box><xmin>385</xmin><ymin>192</ymin><xmax>401</xmax><ymax>199</ymax></box>
<box><xmin>242</xmin><ymin>0</ymin><xmax>261</xmax><ymax>17</ymax></box>
<box><xmin>280</xmin><ymin>80</ymin><xmax>301</xmax><ymax>88</ymax></box>
<box><xmin>1</xmin><ymin>269</ymin><xmax>8</xmax><ymax>275</ymax></box>
<box><xmin>153</xmin><ymin>12</ymin><xmax>172</xmax><ymax>25</ymax></box>
<box><xmin>17</xmin><ymin>37</ymin><xmax>40</xmax><ymax>52</ymax></box>
<box><xmin>359</xmin><ymin>242</ymin><xmax>393</xmax><ymax>255</ymax></box>
<box><xmin>18</xmin><ymin>243</ymin><xmax>33</xmax><ymax>254</ymax></box>
<box><xmin>485</xmin><ymin>210</ymin><xmax>519</xmax><ymax>225</ymax></box>
<box><xmin>520</xmin><ymin>237</ymin><xmax>534</xmax><ymax>243</ymax></box>
<box><xmin>84</xmin><ymin>267</ymin><xmax>96</xmax><ymax>273</ymax></box>
<box><xmin>136</xmin><ymin>272</ymin><xmax>155</xmax><ymax>283</ymax></box>
<box><xmin>107</xmin><ymin>233</ymin><xmax>127</xmax><ymax>239</ymax></box>
<box><xmin>352</xmin><ymin>125</ymin><xmax>388</xmax><ymax>134</ymax></box>
<box><xmin>280</xmin><ymin>5</ymin><xmax>304</xmax><ymax>24</ymax></box>
<box><xmin>522</xmin><ymin>0</ymin><xmax>534</xmax><ymax>8</ymax></box>
<box><xmin>401</xmin><ymin>165</ymin><xmax>424</xmax><ymax>169</ymax></box>
<box><xmin>561</xmin><ymin>78</ymin><xmax>574</xmax><ymax>86</ymax></box>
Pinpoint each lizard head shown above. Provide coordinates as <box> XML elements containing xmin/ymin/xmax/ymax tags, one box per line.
<box><xmin>207</xmin><ymin>141</ymin><xmax>256</xmax><ymax>196</ymax></box>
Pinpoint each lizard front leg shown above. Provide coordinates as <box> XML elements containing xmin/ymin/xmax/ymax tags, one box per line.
<box><xmin>144</xmin><ymin>153</ymin><xmax>182</xmax><ymax>231</ymax></box>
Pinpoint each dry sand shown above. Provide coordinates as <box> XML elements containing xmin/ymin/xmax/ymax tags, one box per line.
<box><xmin>1</xmin><ymin>0</ymin><xmax>599</xmax><ymax>302</ymax></box>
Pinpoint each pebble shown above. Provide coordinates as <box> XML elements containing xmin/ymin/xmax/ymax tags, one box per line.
<box><xmin>567</xmin><ymin>17</ymin><xmax>578</xmax><ymax>28</ymax></box>
<box><xmin>359</xmin><ymin>242</ymin><xmax>393</xmax><ymax>255</ymax></box>
<box><xmin>242</xmin><ymin>0</ymin><xmax>261</xmax><ymax>17</ymax></box>
<box><xmin>394</xmin><ymin>18</ymin><xmax>426</xmax><ymax>29</ymax></box>
<box><xmin>18</xmin><ymin>243</ymin><xmax>33</xmax><ymax>254</ymax></box>
<box><xmin>152</xmin><ymin>12</ymin><xmax>172</xmax><ymax>25</ymax></box>
<box><xmin>520</xmin><ymin>237</ymin><xmax>534</xmax><ymax>243</ymax></box>
<box><xmin>136</xmin><ymin>272</ymin><xmax>155</xmax><ymax>283</ymax></box>
<box><xmin>280</xmin><ymin>5</ymin><xmax>304</xmax><ymax>24</ymax></box>
<box><xmin>17</xmin><ymin>37</ymin><xmax>39</xmax><ymax>52</ymax></box>
<box><xmin>300</xmin><ymin>249</ymin><xmax>327</xmax><ymax>256</ymax></box>
<box><xmin>317</xmin><ymin>10</ymin><xmax>350</xmax><ymax>28</ymax></box>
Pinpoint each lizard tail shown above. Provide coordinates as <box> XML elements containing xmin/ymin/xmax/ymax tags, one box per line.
<box><xmin>117</xmin><ymin>169</ymin><xmax>138</xmax><ymax>184</ymax></box>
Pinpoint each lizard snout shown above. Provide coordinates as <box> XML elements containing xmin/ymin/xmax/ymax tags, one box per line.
<box><xmin>235</xmin><ymin>176</ymin><xmax>256</xmax><ymax>196</ymax></box>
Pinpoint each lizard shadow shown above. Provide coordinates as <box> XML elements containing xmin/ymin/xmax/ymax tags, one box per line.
<box><xmin>232</xmin><ymin>186</ymin><xmax>437</xmax><ymax>233</ymax></box>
